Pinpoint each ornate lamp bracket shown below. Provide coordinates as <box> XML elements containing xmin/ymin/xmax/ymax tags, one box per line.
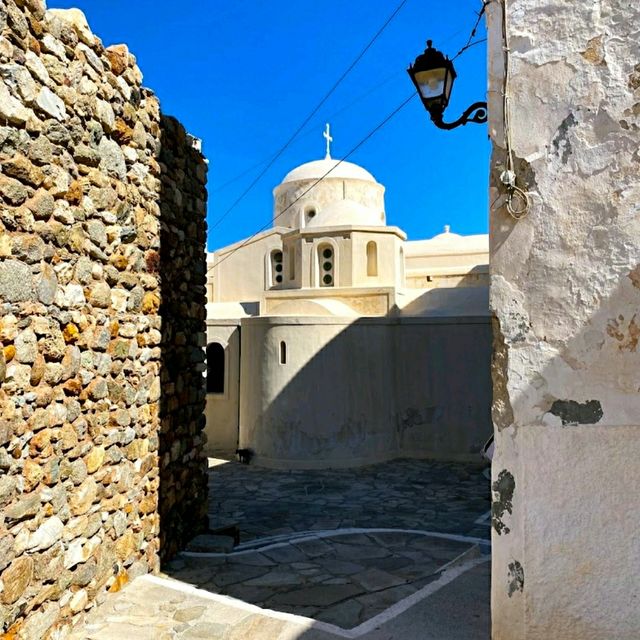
<box><xmin>428</xmin><ymin>101</ymin><xmax>488</xmax><ymax>130</ymax></box>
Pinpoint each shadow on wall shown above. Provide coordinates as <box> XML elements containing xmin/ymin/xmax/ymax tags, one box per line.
<box><xmin>490</xmin><ymin>213</ymin><xmax>640</xmax><ymax>634</ymax></box>
<box><xmin>238</xmin><ymin>312</ymin><xmax>492</xmax><ymax>468</ymax></box>
<box><xmin>456</xmin><ymin>264</ymin><xmax>490</xmax><ymax>288</ymax></box>
<box><xmin>157</xmin><ymin>115</ymin><xmax>209</xmax><ymax>561</ymax></box>
<box><xmin>0</xmin><ymin>3</ymin><xmax>210</xmax><ymax>634</ymax></box>
<box><xmin>398</xmin><ymin>287</ymin><xmax>490</xmax><ymax>318</ymax></box>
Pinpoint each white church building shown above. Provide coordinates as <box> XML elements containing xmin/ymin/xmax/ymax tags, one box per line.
<box><xmin>205</xmin><ymin>129</ymin><xmax>492</xmax><ymax>469</ymax></box>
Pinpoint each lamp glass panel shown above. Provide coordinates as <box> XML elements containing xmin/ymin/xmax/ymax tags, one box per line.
<box><xmin>414</xmin><ymin>67</ymin><xmax>447</xmax><ymax>99</ymax></box>
<box><xmin>443</xmin><ymin>70</ymin><xmax>454</xmax><ymax>103</ymax></box>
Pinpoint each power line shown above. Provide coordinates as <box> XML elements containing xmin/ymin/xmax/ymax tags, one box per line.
<box><xmin>207</xmin><ymin>92</ymin><xmax>417</xmax><ymax>275</ymax></box>
<box><xmin>208</xmin><ymin>0</ymin><xmax>409</xmax><ymax>231</ymax></box>
<box><xmin>211</xmin><ymin>70</ymin><xmax>404</xmax><ymax>195</ymax></box>
<box><xmin>211</xmin><ymin>15</ymin><xmax>482</xmax><ymax>197</ymax></box>
<box><xmin>452</xmin><ymin>0</ymin><xmax>488</xmax><ymax>61</ymax></box>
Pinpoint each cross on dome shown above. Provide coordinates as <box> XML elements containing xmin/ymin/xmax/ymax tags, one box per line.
<box><xmin>323</xmin><ymin>123</ymin><xmax>333</xmax><ymax>159</ymax></box>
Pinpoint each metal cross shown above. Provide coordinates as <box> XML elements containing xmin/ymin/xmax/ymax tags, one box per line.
<box><xmin>323</xmin><ymin>123</ymin><xmax>333</xmax><ymax>159</ymax></box>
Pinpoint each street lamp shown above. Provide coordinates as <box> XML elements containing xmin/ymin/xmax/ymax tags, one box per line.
<box><xmin>408</xmin><ymin>40</ymin><xmax>487</xmax><ymax>130</ymax></box>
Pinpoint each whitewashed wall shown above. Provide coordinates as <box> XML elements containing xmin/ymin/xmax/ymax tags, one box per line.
<box><xmin>488</xmin><ymin>1</ymin><xmax>640</xmax><ymax>638</ymax></box>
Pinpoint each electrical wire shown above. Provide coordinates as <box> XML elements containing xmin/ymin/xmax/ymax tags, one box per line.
<box><xmin>211</xmin><ymin>6</ymin><xmax>486</xmax><ymax>198</ymax></box>
<box><xmin>452</xmin><ymin>0</ymin><xmax>489</xmax><ymax>60</ymax></box>
<box><xmin>208</xmin><ymin>0</ymin><xmax>409</xmax><ymax>232</ymax></box>
<box><xmin>499</xmin><ymin>0</ymin><xmax>530</xmax><ymax>218</ymax></box>
<box><xmin>207</xmin><ymin>92</ymin><xmax>417</xmax><ymax>274</ymax></box>
<box><xmin>211</xmin><ymin>69</ymin><xmax>404</xmax><ymax>195</ymax></box>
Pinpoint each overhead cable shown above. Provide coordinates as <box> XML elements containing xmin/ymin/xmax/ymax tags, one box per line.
<box><xmin>211</xmin><ymin>70</ymin><xmax>404</xmax><ymax>195</ymax></box>
<box><xmin>207</xmin><ymin>92</ymin><xmax>417</xmax><ymax>274</ymax></box>
<box><xmin>208</xmin><ymin>0</ymin><xmax>409</xmax><ymax>231</ymax></box>
<box><xmin>452</xmin><ymin>0</ymin><xmax>488</xmax><ymax>61</ymax></box>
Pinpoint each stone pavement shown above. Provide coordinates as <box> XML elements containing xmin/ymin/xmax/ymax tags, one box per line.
<box><xmin>70</xmin><ymin>458</ymin><xmax>491</xmax><ymax>639</ymax></box>
<box><xmin>71</xmin><ymin>558</ymin><xmax>490</xmax><ymax>640</ymax></box>
<box><xmin>165</xmin><ymin>531</ymin><xmax>487</xmax><ymax>628</ymax></box>
<box><xmin>207</xmin><ymin>457</ymin><xmax>491</xmax><ymax>542</ymax></box>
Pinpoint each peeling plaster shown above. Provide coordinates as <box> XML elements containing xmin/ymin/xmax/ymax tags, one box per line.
<box><xmin>628</xmin><ymin>265</ymin><xmax>640</xmax><ymax>289</ymax></box>
<box><xmin>507</xmin><ymin>560</ymin><xmax>525</xmax><ymax>597</ymax></box>
<box><xmin>492</xmin><ymin>469</ymin><xmax>515</xmax><ymax>535</ymax></box>
<box><xmin>489</xmin><ymin>0</ymin><xmax>640</xmax><ymax>636</ymax></box>
<box><xmin>606</xmin><ymin>314</ymin><xmax>640</xmax><ymax>352</ymax></box>
<box><xmin>491</xmin><ymin>316</ymin><xmax>515</xmax><ymax>431</ymax></box>
<box><xmin>581</xmin><ymin>35</ymin><xmax>605</xmax><ymax>65</ymax></box>
<box><xmin>629</xmin><ymin>63</ymin><xmax>640</xmax><ymax>91</ymax></box>
<box><xmin>551</xmin><ymin>113</ymin><xmax>578</xmax><ymax>163</ymax></box>
<box><xmin>549</xmin><ymin>399</ymin><xmax>603</xmax><ymax>425</ymax></box>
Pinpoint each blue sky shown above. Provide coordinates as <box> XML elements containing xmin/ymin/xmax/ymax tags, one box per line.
<box><xmin>47</xmin><ymin>0</ymin><xmax>489</xmax><ymax>251</ymax></box>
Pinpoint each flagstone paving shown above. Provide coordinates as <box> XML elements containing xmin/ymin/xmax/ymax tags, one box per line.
<box><xmin>207</xmin><ymin>457</ymin><xmax>491</xmax><ymax>542</ymax></box>
<box><xmin>70</xmin><ymin>458</ymin><xmax>491</xmax><ymax>639</ymax></box>
<box><xmin>165</xmin><ymin>531</ymin><xmax>484</xmax><ymax>628</ymax></box>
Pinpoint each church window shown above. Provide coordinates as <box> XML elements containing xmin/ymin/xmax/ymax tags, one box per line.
<box><xmin>318</xmin><ymin>244</ymin><xmax>334</xmax><ymax>287</ymax></box>
<box><xmin>206</xmin><ymin>343</ymin><xmax>225</xmax><ymax>394</ymax></box>
<box><xmin>366</xmin><ymin>241</ymin><xmax>378</xmax><ymax>277</ymax></box>
<box><xmin>270</xmin><ymin>250</ymin><xmax>283</xmax><ymax>286</ymax></box>
<box><xmin>305</xmin><ymin>206</ymin><xmax>317</xmax><ymax>222</ymax></box>
<box><xmin>279</xmin><ymin>341</ymin><xmax>287</xmax><ymax>364</ymax></box>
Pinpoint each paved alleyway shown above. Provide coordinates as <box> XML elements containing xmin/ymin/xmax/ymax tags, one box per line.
<box><xmin>71</xmin><ymin>458</ymin><xmax>491</xmax><ymax>639</ymax></box>
<box><xmin>206</xmin><ymin>457</ymin><xmax>491</xmax><ymax>542</ymax></box>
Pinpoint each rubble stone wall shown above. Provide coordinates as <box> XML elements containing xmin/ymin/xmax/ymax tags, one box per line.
<box><xmin>487</xmin><ymin>1</ymin><xmax>640</xmax><ymax>638</ymax></box>
<box><xmin>0</xmin><ymin>1</ymin><xmax>208</xmax><ymax>637</ymax></box>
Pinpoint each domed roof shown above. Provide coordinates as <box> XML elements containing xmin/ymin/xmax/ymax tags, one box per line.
<box><xmin>282</xmin><ymin>158</ymin><xmax>377</xmax><ymax>184</ymax></box>
<box><xmin>306</xmin><ymin>199</ymin><xmax>384</xmax><ymax>228</ymax></box>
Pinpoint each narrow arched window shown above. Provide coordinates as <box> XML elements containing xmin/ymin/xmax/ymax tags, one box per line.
<box><xmin>304</xmin><ymin>205</ymin><xmax>317</xmax><ymax>225</ymax></box>
<box><xmin>318</xmin><ymin>243</ymin><xmax>334</xmax><ymax>287</ymax></box>
<box><xmin>206</xmin><ymin>343</ymin><xmax>225</xmax><ymax>393</ymax></box>
<box><xmin>366</xmin><ymin>241</ymin><xmax>378</xmax><ymax>277</ymax></box>
<box><xmin>279</xmin><ymin>341</ymin><xmax>287</xmax><ymax>364</ymax></box>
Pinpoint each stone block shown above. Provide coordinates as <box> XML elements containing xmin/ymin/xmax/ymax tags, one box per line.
<box><xmin>185</xmin><ymin>534</ymin><xmax>235</xmax><ymax>553</ymax></box>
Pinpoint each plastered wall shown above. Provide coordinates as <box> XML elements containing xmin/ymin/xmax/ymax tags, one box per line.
<box><xmin>238</xmin><ymin>316</ymin><xmax>492</xmax><ymax>469</ymax></box>
<box><xmin>488</xmin><ymin>1</ymin><xmax>640</xmax><ymax>638</ymax></box>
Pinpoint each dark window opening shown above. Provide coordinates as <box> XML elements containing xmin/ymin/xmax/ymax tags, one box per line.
<box><xmin>206</xmin><ymin>342</ymin><xmax>225</xmax><ymax>393</ymax></box>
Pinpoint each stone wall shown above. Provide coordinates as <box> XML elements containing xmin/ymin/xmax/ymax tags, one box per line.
<box><xmin>488</xmin><ymin>1</ymin><xmax>640</xmax><ymax>638</ymax></box>
<box><xmin>0</xmin><ymin>1</ymin><xmax>208</xmax><ymax>637</ymax></box>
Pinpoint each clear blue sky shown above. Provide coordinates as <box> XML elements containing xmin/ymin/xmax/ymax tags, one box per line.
<box><xmin>47</xmin><ymin>0</ymin><xmax>489</xmax><ymax>251</ymax></box>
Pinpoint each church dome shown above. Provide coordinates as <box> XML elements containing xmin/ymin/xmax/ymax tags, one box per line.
<box><xmin>305</xmin><ymin>199</ymin><xmax>384</xmax><ymax>228</ymax></box>
<box><xmin>282</xmin><ymin>158</ymin><xmax>378</xmax><ymax>184</ymax></box>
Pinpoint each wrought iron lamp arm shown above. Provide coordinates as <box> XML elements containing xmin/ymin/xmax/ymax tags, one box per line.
<box><xmin>428</xmin><ymin>101</ymin><xmax>488</xmax><ymax>130</ymax></box>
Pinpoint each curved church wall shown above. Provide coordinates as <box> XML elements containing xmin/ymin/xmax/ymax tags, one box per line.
<box><xmin>238</xmin><ymin>315</ymin><xmax>492</xmax><ymax>468</ymax></box>
<box><xmin>273</xmin><ymin>179</ymin><xmax>385</xmax><ymax>229</ymax></box>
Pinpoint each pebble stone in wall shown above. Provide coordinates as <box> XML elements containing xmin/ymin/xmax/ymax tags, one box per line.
<box><xmin>0</xmin><ymin>1</ymin><xmax>209</xmax><ymax>637</ymax></box>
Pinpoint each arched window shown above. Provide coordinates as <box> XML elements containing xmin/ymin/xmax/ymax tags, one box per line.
<box><xmin>206</xmin><ymin>343</ymin><xmax>225</xmax><ymax>393</ymax></box>
<box><xmin>366</xmin><ymin>241</ymin><xmax>378</xmax><ymax>277</ymax></box>
<box><xmin>304</xmin><ymin>205</ymin><xmax>317</xmax><ymax>225</ymax></box>
<box><xmin>318</xmin><ymin>243</ymin><xmax>335</xmax><ymax>287</ymax></box>
<box><xmin>279</xmin><ymin>341</ymin><xmax>287</xmax><ymax>364</ymax></box>
<box><xmin>270</xmin><ymin>249</ymin><xmax>283</xmax><ymax>287</ymax></box>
